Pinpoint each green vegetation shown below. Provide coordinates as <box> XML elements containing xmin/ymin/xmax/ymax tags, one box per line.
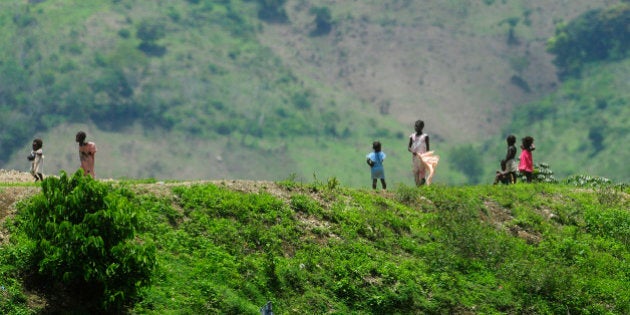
<box><xmin>485</xmin><ymin>59</ymin><xmax>630</xmax><ymax>183</ymax></box>
<box><xmin>547</xmin><ymin>2</ymin><xmax>630</xmax><ymax>79</ymax></box>
<box><xmin>0</xmin><ymin>0</ymin><xmax>373</xmax><ymax>162</ymax></box>
<box><xmin>2</xmin><ymin>172</ymin><xmax>155</xmax><ymax>313</ymax></box>
<box><xmin>1</xmin><ymin>0</ymin><xmax>628</xmax><ymax>187</ymax></box>
<box><xmin>1</xmin><ymin>177</ymin><xmax>628</xmax><ymax>313</ymax></box>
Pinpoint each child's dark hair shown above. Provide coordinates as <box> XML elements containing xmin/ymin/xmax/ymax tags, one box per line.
<box><xmin>506</xmin><ymin>135</ymin><xmax>516</xmax><ymax>145</ymax></box>
<box><xmin>372</xmin><ymin>141</ymin><xmax>382</xmax><ymax>152</ymax></box>
<box><xmin>76</xmin><ymin>131</ymin><xmax>86</xmax><ymax>142</ymax></box>
<box><xmin>33</xmin><ymin>138</ymin><xmax>43</xmax><ymax>149</ymax></box>
<box><xmin>522</xmin><ymin>136</ymin><xmax>534</xmax><ymax>150</ymax></box>
<box><xmin>414</xmin><ymin>120</ymin><xmax>424</xmax><ymax>131</ymax></box>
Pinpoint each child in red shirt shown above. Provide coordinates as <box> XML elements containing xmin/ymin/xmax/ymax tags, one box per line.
<box><xmin>518</xmin><ymin>136</ymin><xmax>535</xmax><ymax>183</ymax></box>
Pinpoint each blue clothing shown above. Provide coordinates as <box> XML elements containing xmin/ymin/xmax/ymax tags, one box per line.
<box><xmin>367</xmin><ymin>151</ymin><xmax>386</xmax><ymax>179</ymax></box>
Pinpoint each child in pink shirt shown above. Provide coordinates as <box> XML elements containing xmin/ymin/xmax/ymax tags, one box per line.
<box><xmin>76</xmin><ymin>131</ymin><xmax>97</xmax><ymax>178</ymax></box>
<box><xmin>518</xmin><ymin>136</ymin><xmax>535</xmax><ymax>183</ymax></box>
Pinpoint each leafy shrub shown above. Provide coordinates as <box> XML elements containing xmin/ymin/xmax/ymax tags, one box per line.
<box><xmin>290</xmin><ymin>194</ymin><xmax>322</xmax><ymax>216</ymax></box>
<box><xmin>255</xmin><ymin>0</ymin><xmax>289</xmax><ymax>23</ymax></box>
<box><xmin>310</xmin><ymin>6</ymin><xmax>333</xmax><ymax>36</ymax></box>
<box><xmin>532</xmin><ymin>162</ymin><xmax>558</xmax><ymax>183</ymax></box>
<box><xmin>565</xmin><ymin>174</ymin><xmax>627</xmax><ymax>189</ymax></box>
<box><xmin>16</xmin><ymin>171</ymin><xmax>156</xmax><ymax>311</ymax></box>
<box><xmin>393</xmin><ymin>184</ymin><xmax>424</xmax><ymax>207</ymax></box>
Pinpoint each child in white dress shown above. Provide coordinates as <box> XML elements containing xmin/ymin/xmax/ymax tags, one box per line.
<box><xmin>408</xmin><ymin>120</ymin><xmax>439</xmax><ymax>186</ymax></box>
<box><xmin>28</xmin><ymin>138</ymin><xmax>44</xmax><ymax>181</ymax></box>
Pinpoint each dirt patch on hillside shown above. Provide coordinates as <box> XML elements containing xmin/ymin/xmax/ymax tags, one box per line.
<box><xmin>482</xmin><ymin>199</ymin><xmax>542</xmax><ymax>245</ymax></box>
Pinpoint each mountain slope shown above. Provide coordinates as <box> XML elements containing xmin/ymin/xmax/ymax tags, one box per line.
<box><xmin>0</xmin><ymin>0</ymin><xmax>624</xmax><ymax>186</ymax></box>
<box><xmin>258</xmin><ymin>0</ymin><xmax>616</xmax><ymax>141</ymax></box>
<box><xmin>486</xmin><ymin>59</ymin><xmax>630</xmax><ymax>182</ymax></box>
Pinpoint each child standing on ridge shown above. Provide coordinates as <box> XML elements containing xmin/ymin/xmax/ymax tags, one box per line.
<box><xmin>76</xmin><ymin>131</ymin><xmax>97</xmax><ymax>178</ymax></box>
<box><xmin>28</xmin><ymin>138</ymin><xmax>44</xmax><ymax>181</ymax></box>
<box><xmin>408</xmin><ymin>120</ymin><xmax>439</xmax><ymax>186</ymax></box>
<box><xmin>518</xmin><ymin>136</ymin><xmax>535</xmax><ymax>183</ymax></box>
<box><xmin>504</xmin><ymin>135</ymin><xmax>518</xmax><ymax>184</ymax></box>
<box><xmin>366</xmin><ymin>141</ymin><xmax>387</xmax><ymax>190</ymax></box>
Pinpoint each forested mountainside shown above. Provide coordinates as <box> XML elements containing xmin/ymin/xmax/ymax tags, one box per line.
<box><xmin>1</xmin><ymin>0</ymin><xmax>627</xmax><ymax>185</ymax></box>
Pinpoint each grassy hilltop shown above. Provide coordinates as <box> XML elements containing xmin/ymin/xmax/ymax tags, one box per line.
<box><xmin>1</xmin><ymin>173</ymin><xmax>629</xmax><ymax>313</ymax></box>
<box><xmin>1</xmin><ymin>0</ymin><xmax>628</xmax><ymax>186</ymax></box>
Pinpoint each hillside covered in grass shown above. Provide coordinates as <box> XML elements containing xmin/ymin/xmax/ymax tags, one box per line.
<box><xmin>1</xmin><ymin>173</ymin><xmax>628</xmax><ymax>314</ymax></box>
<box><xmin>486</xmin><ymin>59</ymin><xmax>630</xmax><ymax>183</ymax></box>
<box><xmin>1</xmin><ymin>0</ymin><xmax>627</xmax><ymax>187</ymax></box>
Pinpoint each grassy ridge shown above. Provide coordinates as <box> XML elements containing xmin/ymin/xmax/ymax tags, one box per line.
<box><xmin>2</xmin><ymin>179</ymin><xmax>629</xmax><ymax>313</ymax></box>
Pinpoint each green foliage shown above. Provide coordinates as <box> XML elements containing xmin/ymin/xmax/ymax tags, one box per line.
<box><xmin>524</xmin><ymin>162</ymin><xmax>558</xmax><ymax>183</ymax></box>
<box><xmin>309</xmin><ymin>6</ymin><xmax>333</xmax><ymax>36</ymax></box>
<box><xmin>565</xmin><ymin>174</ymin><xmax>628</xmax><ymax>190</ymax></box>
<box><xmin>253</xmin><ymin>0</ymin><xmax>288</xmax><ymax>23</ymax></box>
<box><xmin>0</xmin><ymin>0</ymin><xmax>339</xmax><ymax>166</ymax></box>
<box><xmin>133</xmin><ymin>182</ymin><xmax>629</xmax><ymax>313</ymax></box>
<box><xmin>136</xmin><ymin>19</ymin><xmax>167</xmax><ymax>56</ymax></box>
<box><xmin>499</xmin><ymin>17</ymin><xmax>520</xmax><ymax>45</ymax></box>
<box><xmin>3</xmin><ymin>179</ymin><xmax>630</xmax><ymax>313</ymax></box>
<box><xmin>547</xmin><ymin>3</ymin><xmax>630</xmax><ymax>79</ymax></box>
<box><xmin>15</xmin><ymin>171</ymin><xmax>156</xmax><ymax>311</ymax></box>
<box><xmin>449</xmin><ymin>144</ymin><xmax>484</xmax><ymax>184</ymax></box>
<box><xmin>393</xmin><ymin>183</ymin><xmax>423</xmax><ymax>206</ymax></box>
<box><xmin>136</xmin><ymin>19</ymin><xmax>166</xmax><ymax>43</ymax></box>
<box><xmin>494</xmin><ymin>59</ymin><xmax>630</xmax><ymax>183</ymax></box>
<box><xmin>0</xmin><ymin>222</ymin><xmax>34</xmax><ymax>314</ymax></box>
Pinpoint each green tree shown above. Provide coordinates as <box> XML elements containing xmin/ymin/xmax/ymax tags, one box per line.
<box><xmin>17</xmin><ymin>171</ymin><xmax>156</xmax><ymax>311</ymax></box>
<box><xmin>449</xmin><ymin>145</ymin><xmax>483</xmax><ymax>184</ymax></box>
<box><xmin>310</xmin><ymin>6</ymin><xmax>333</xmax><ymax>36</ymax></box>
<box><xmin>255</xmin><ymin>0</ymin><xmax>288</xmax><ymax>23</ymax></box>
<box><xmin>136</xmin><ymin>19</ymin><xmax>167</xmax><ymax>56</ymax></box>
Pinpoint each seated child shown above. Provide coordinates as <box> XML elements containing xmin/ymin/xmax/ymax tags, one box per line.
<box><xmin>493</xmin><ymin>160</ymin><xmax>510</xmax><ymax>185</ymax></box>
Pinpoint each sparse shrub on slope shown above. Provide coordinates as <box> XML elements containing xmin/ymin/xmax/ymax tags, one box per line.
<box><xmin>16</xmin><ymin>171</ymin><xmax>156</xmax><ymax>312</ymax></box>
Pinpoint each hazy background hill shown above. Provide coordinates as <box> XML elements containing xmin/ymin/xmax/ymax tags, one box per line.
<box><xmin>1</xmin><ymin>0</ymin><xmax>627</xmax><ymax>186</ymax></box>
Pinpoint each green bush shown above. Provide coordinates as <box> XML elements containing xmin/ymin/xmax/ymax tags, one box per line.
<box><xmin>532</xmin><ymin>162</ymin><xmax>558</xmax><ymax>183</ymax></box>
<box><xmin>16</xmin><ymin>171</ymin><xmax>156</xmax><ymax>311</ymax></box>
<box><xmin>255</xmin><ymin>0</ymin><xmax>289</xmax><ymax>23</ymax></box>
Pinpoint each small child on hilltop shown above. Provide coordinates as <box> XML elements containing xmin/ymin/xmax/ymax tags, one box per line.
<box><xmin>366</xmin><ymin>141</ymin><xmax>387</xmax><ymax>190</ymax></box>
<box><xmin>518</xmin><ymin>136</ymin><xmax>535</xmax><ymax>183</ymax></box>
<box><xmin>504</xmin><ymin>135</ymin><xmax>518</xmax><ymax>184</ymax></box>
<box><xmin>28</xmin><ymin>138</ymin><xmax>44</xmax><ymax>181</ymax></box>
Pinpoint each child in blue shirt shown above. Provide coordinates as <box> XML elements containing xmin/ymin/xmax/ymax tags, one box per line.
<box><xmin>366</xmin><ymin>141</ymin><xmax>387</xmax><ymax>190</ymax></box>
